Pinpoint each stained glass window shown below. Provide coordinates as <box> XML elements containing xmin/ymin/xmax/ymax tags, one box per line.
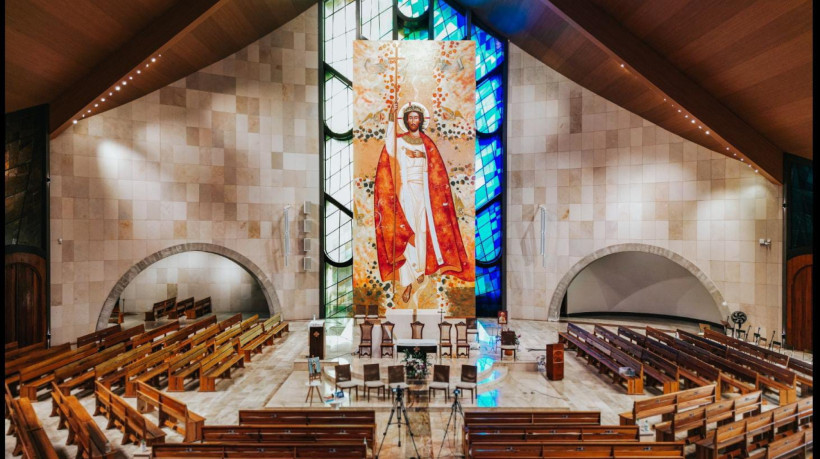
<box><xmin>472</xmin><ymin>25</ymin><xmax>504</xmax><ymax>81</ymax></box>
<box><xmin>398</xmin><ymin>0</ymin><xmax>429</xmax><ymax>18</ymax></box>
<box><xmin>321</xmin><ymin>0</ymin><xmax>506</xmax><ymax>318</ymax></box>
<box><xmin>325</xmin><ymin>264</ymin><xmax>353</xmax><ymax>318</ymax></box>
<box><xmin>434</xmin><ymin>0</ymin><xmax>467</xmax><ymax>41</ymax></box>
<box><xmin>324</xmin><ymin>0</ymin><xmax>356</xmax><ymax>79</ymax></box>
<box><xmin>476</xmin><ymin>75</ymin><xmax>503</xmax><ymax>134</ymax></box>
<box><xmin>324</xmin><ymin>72</ymin><xmax>353</xmax><ymax>134</ymax></box>
<box><xmin>475</xmin><ymin>135</ymin><xmax>503</xmax><ymax>208</ymax></box>
<box><xmin>325</xmin><ymin>201</ymin><xmax>353</xmax><ymax>263</ymax></box>
<box><xmin>325</xmin><ymin>138</ymin><xmax>353</xmax><ymax>207</ymax></box>
<box><xmin>360</xmin><ymin>0</ymin><xmax>393</xmax><ymax>41</ymax></box>
<box><xmin>476</xmin><ymin>201</ymin><xmax>502</xmax><ymax>262</ymax></box>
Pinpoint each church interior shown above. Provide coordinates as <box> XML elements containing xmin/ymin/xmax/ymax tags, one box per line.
<box><xmin>3</xmin><ymin>1</ymin><xmax>814</xmax><ymax>458</ymax></box>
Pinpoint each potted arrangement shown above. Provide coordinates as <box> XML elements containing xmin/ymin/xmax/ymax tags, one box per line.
<box><xmin>402</xmin><ymin>348</ymin><xmax>429</xmax><ymax>382</ymax></box>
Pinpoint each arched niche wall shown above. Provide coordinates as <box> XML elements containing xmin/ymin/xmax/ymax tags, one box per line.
<box><xmin>547</xmin><ymin>243</ymin><xmax>730</xmax><ymax>322</ymax></box>
<box><xmin>95</xmin><ymin>243</ymin><xmax>281</xmax><ymax>330</ymax></box>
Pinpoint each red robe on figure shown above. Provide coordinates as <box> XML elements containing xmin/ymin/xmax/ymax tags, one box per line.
<box><xmin>374</xmin><ymin>131</ymin><xmax>474</xmax><ymax>283</ymax></box>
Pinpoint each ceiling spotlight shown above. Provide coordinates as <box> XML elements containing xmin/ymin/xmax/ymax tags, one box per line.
<box><xmin>705</xmin><ymin>131</ymin><xmax>710</xmax><ymax>135</ymax></box>
<box><xmin>726</xmin><ymin>147</ymin><xmax>730</xmax><ymax>150</ymax></box>
<box><xmin>122</xmin><ymin>81</ymin><xmax>127</xmax><ymax>85</ymax></box>
<box><xmin>146</xmin><ymin>64</ymin><xmax>149</xmax><ymax>67</ymax></box>
<box><xmin>733</xmin><ymin>153</ymin><xmax>737</xmax><ymax>157</ymax></box>
<box><xmin>740</xmin><ymin>158</ymin><xmax>744</xmax><ymax>162</ymax></box>
<box><xmin>158</xmin><ymin>54</ymin><xmax>161</xmax><ymax>57</ymax></box>
<box><xmin>685</xmin><ymin>115</ymin><xmax>689</xmax><ymax>118</ymax></box>
<box><xmin>73</xmin><ymin>120</ymin><xmax>78</xmax><ymax>124</ymax></box>
<box><xmin>109</xmin><ymin>92</ymin><xmax>113</xmax><ymax>96</ymax></box>
<box><xmin>115</xmin><ymin>86</ymin><xmax>121</xmax><ymax>91</ymax></box>
<box><xmin>137</xmin><ymin>70</ymin><xmax>141</xmax><ymax>74</ymax></box>
<box><xmin>663</xmin><ymin>98</ymin><xmax>666</xmax><ymax>101</ymax></box>
<box><xmin>129</xmin><ymin>76</ymin><xmax>133</xmax><ymax>80</ymax></box>
<box><xmin>101</xmin><ymin>98</ymin><xmax>106</xmax><ymax>102</ymax></box>
<box><xmin>755</xmin><ymin>169</ymin><xmax>758</xmax><ymax>173</ymax></box>
<box><xmin>82</xmin><ymin>114</ymin><xmax>85</xmax><ymax>118</ymax></box>
<box><xmin>87</xmin><ymin>109</ymin><xmax>91</xmax><ymax>113</ymax></box>
<box><xmin>94</xmin><ymin>104</ymin><xmax>98</xmax><ymax>107</ymax></box>
<box><xmin>620</xmin><ymin>63</ymin><xmax>624</xmax><ymax>68</ymax></box>
<box><xmin>691</xmin><ymin>119</ymin><xmax>696</xmax><ymax>124</ymax></box>
<box><xmin>151</xmin><ymin>58</ymin><xmax>156</xmax><ymax>62</ymax></box>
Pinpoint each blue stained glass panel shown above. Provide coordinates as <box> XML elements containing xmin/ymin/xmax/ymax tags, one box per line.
<box><xmin>475</xmin><ymin>265</ymin><xmax>501</xmax><ymax>299</ymax></box>
<box><xmin>476</xmin><ymin>201</ymin><xmax>502</xmax><ymax>262</ymax></box>
<box><xmin>475</xmin><ymin>136</ymin><xmax>503</xmax><ymax>208</ymax></box>
<box><xmin>434</xmin><ymin>1</ymin><xmax>467</xmax><ymax>41</ymax></box>
<box><xmin>476</xmin><ymin>75</ymin><xmax>503</xmax><ymax>134</ymax></box>
<box><xmin>472</xmin><ymin>25</ymin><xmax>504</xmax><ymax>81</ymax></box>
<box><xmin>398</xmin><ymin>0</ymin><xmax>429</xmax><ymax>18</ymax></box>
<box><xmin>400</xmin><ymin>26</ymin><xmax>429</xmax><ymax>40</ymax></box>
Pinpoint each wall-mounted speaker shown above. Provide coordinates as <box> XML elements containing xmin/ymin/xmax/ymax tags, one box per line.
<box><xmin>303</xmin><ymin>201</ymin><xmax>312</xmax><ymax>215</ymax></box>
<box><xmin>303</xmin><ymin>219</ymin><xmax>313</xmax><ymax>234</ymax></box>
<box><xmin>303</xmin><ymin>256</ymin><xmax>313</xmax><ymax>271</ymax></box>
<box><xmin>303</xmin><ymin>238</ymin><xmax>312</xmax><ymax>252</ymax></box>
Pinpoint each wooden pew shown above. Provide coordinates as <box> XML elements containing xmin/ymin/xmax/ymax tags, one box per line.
<box><xmin>199</xmin><ymin>342</ymin><xmax>244</xmax><ymax>392</ymax></box>
<box><xmin>145</xmin><ymin>297</ymin><xmax>177</xmax><ymax>321</ymax></box>
<box><xmin>654</xmin><ymin>391</ymin><xmax>762</xmax><ymax>443</ymax></box>
<box><xmin>168</xmin><ymin>297</ymin><xmax>194</xmax><ymax>319</ymax></box>
<box><xmin>703</xmin><ymin>328</ymin><xmax>789</xmax><ymax>367</ymax></box>
<box><xmin>135</xmin><ymin>381</ymin><xmax>205</xmax><ymax>442</ymax></box>
<box><xmin>463</xmin><ymin>410</ymin><xmax>602</xmax><ymax>426</ymax></box>
<box><xmin>464</xmin><ymin>425</ymin><xmax>639</xmax><ymax>450</ymax></box>
<box><xmin>239</xmin><ymin>314</ymin><xmax>260</xmax><ymax>331</ymax></box>
<box><xmin>131</xmin><ymin>320</ymin><xmax>181</xmax><ymax>349</ymax></box>
<box><xmin>596</xmin><ymin>325</ymin><xmax>677</xmax><ymax>393</ymax></box>
<box><xmin>122</xmin><ymin>343</ymin><xmax>181</xmax><ymax>397</ymax></box>
<box><xmin>54</xmin><ymin>342</ymin><xmax>127</xmax><ymax>396</ymax></box>
<box><xmin>5</xmin><ymin>342</ymin><xmax>72</xmax><ymax>381</ymax></box>
<box><xmin>77</xmin><ymin>324</ymin><xmax>121</xmax><ymax>347</ymax></box>
<box><xmin>100</xmin><ymin>324</ymin><xmax>146</xmax><ymax>349</ymax></box>
<box><xmin>108</xmin><ymin>301</ymin><xmax>124</xmax><ymax>324</ymax></box>
<box><xmin>201</xmin><ymin>424</ymin><xmax>376</xmax><ymax>445</ymax></box>
<box><xmin>166</xmin><ymin>342</ymin><xmax>211</xmax><ymax>391</ymax></box>
<box><xmin>219</xmin><ymin>313</ymin><xmax>242</xmax><ymax>331</ymax></box>
<box><xmin>560</xmin><ymin>323</ymin><xmax>644</xmax><ymax>394</ymax></box>
<box><xmin>468</xmin><ymin>441</ymin><xmax>685</xmax><ymax>458</ymax></box>
<box><xmin>760</xmin><ymin>427</ymin><xmax>812</xmax><ymax>459</ymax></box>
<box><xmin>238</xmin><ymin>409</ymin><xmax>378</xmax><ymax>426</ymax></box>
<box><xmin>238</xmin><ymin>323</ymin><xmax>265</xmax><ymax>362</ymax></box>
<box><xmin>5</xmin><ymin>341</ymin><xmax>47</xmax><ymax>361</ymax></box>
<box><xmin>8</xmin><ymin>396</ymin><xmax>59</xmax><ymax>459</ymax></box>
<box><xmin>17</xmin><ymin>342</ymin><xmax>98</xmax><ymax>399</ymax></box>
<box><xmin>150</xmin><ymin>442</ymin><xmax>369</xmax><ymax>458</ymax></box>
<box><xmin>51</xmin><ymin>382</ymin><xmax>114</xmax><ymax>458</ymax></box>
<box><xmin>5</xmin><ymin>341</ymin><xmax>19</xmax><ymax>351</ymax></box>
<box><xmin>154</xmin><ymin>315</ymin><xmax>218</xmax><ymax>351</ymax></box>
<box><xmin>619</xmin><ymin>385</ymin><xmax>716</xmax><ymax>426</ymax></box>
<box><xmin>95</xmin><ymin>381</ymin><xmax>166</xmax><ymax>446</ymax></box>
<box><xmin>94</xmin><ymin>342</ymin><xmax>155</xmax><ymax>391</ymax></box>
<box><xmin>186</xmin><ymin>297</ymin><xmax>212</xmax><ymax>319</ymax></box>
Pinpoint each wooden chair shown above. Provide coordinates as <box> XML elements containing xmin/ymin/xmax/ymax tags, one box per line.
<box><xmin>500</xmin><ymin>330</ymin><xmax>517</xmax><ymax>361</ymax></box>
<box><xmin>698</xmin><ymin>323</ymin><xmax>710</xmax><ymax>336</ymax></box>
<box><xmin>334</xmin><ymin>364</ymin><xmax>359</xmax><ymax>399</ymax></box>
<box><xmin>366</xmin><ymin>304</ymin><xmax>380</xmax><ymax>320</ymax></box>
<box><xmin>362</xmin><ymin>364</ymin><xmax>385</xmax><ymax>401</ymax></box>
<box><xmin>387</xmin><ymin>365</ymin><xmax>408</xmax><ymax>391</ymax></box>
<box><xmin>439</xmin><ymin>322</ymin><xmax>453</xmax><ymax>358</ymax></box>
<box><xmin>456</xmin><ymin>364</ymin><xmax>477</xmax><ymax>403</ymax></box>
<box><xmin>380</xmin><ymin>321</ymin><xmax>395</xmax><ymax>358</ymax></box>
<box><xmin>466</xmin><ymin>317</ymin><xmax>479</xmax><ymax>342</ymax></box>
<box><xmin>353</xmin><ymin>304</ymin><xmax>366</xmax><ymax>320</ymax></box>
<box><xmin>455</xmin><ymin>322</ymin><xmax>470</xmax><ymax>358</ymax></box>
<box><xmin>359</xmin><ymin>320</ymin><xmax>374</xmax><ymax>358</ymax></box>
<box><xmin>429</xmin><ymin>365</ymin><xmax>451</xmax><ymax>400</ymax></box>
<box><xmin>411</xmin><ymin>321</ymin><xmax>424</xmax><ymax>339</ymax></box>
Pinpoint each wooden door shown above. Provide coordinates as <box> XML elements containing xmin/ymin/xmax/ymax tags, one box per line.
<box><xmin>785</xmin><ymin>254</ymin><xmax>812</xmax><ymax>351</ymax></box>
<box><xmin>5</xmin><ymin>252</ymin><xmax>47</xmax><ymax>346</ymax></box>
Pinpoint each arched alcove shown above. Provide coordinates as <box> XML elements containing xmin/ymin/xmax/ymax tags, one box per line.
<box><xmin>95</xmin><ymin>243</ymin><xmax>281</xmax><ymax>330</ymax></box>
<box><xmin>547</xmin><ymin>243</ymin><xmax>729</xmax><ymax>322</ymax></box>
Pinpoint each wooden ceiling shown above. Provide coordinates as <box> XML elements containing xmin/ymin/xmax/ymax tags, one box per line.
<box><xmin>5</xmin><ymin>0</ymin><xmax>314</xmax><ymax>137</ymax></box>
<box><xmin>470</xmin><ymin>0</ymin><xmax>812</xmax><ymax>182</ymax></box>
<box><xmin>5</xmin><ymin>0</ymin><xmax>811</xmax><ymax>181</ymax></box>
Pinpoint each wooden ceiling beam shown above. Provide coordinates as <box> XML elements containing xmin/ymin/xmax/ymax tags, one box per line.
<box><xmin>48</xmin><ymin>0</ymin><xmax>230</xmax><ymax>139</ymax></box>
<box><xmin>541</xmin><ymin>0</ymin><xmax>785</xmax><ymax>183</ymax></box>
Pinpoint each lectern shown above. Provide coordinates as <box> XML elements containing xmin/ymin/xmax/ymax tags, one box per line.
<box><xmin>309</xmin><ymin>320</ymin><xmax>325</xmax><ymax>359</ymax></box>
<box><xmin>546</xmin><ymin>342</ymin><xmax>564</xmax><ymax>380</ymax></box>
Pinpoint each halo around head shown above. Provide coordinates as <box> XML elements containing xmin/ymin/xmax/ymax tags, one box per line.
<box><xmin>398</xmin><ymin>101</ymin><xmax>429</xmax><ymax>132</ymax></box>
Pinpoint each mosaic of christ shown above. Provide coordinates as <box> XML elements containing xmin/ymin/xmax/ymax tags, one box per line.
<box><xmin>352</xmin><ymin>40</ymin><xmax>476</xmax><ymax>315</ymax></box>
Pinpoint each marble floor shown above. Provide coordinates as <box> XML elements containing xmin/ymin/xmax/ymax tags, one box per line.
<box><xmin>4</xmin><ymin>317</ymin><xmax>810</xmax><ymax>458</ymax></box>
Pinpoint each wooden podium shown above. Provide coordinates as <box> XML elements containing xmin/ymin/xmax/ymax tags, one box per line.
<box><xmin>546</xmin><ymin>342</ymin><xmax>564</xmax><ymax>381</ymax></box>
<box><xmin>309</xmin><ymin>320</ymin><xmax>324</xmax><ymax>359</ymax></box>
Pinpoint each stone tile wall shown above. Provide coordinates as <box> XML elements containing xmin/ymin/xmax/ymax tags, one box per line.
<box><xmin>506</xmin><ymin>44</ymin><xmax>783</xmax><ymax>333</ymax></box>
<box><xmin>48</xmin><ymin>6</ymin><xmax>319</xmax><ymax>344</ymax></box>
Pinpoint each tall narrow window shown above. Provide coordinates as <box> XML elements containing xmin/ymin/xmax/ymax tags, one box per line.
<box><xmin>320</xmin><ymin>0</ymin><xmax>507</xmax><ymax>317</ymax></box>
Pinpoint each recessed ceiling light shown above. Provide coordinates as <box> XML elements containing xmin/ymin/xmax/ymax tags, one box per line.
<box><xmin>94</xmin><ymin>104</ymin><xmax>98</xmax><ymax>107</ymax></box>
<box><xmin>691</xmin><ymin>119</ymin><xmax>695</xmax><ymax>123</ymax></box>
<box><xmin>151</xmin><ymin>58</ymin><xmax>156</xmax><ymax>63</ymax></box>
<box><xmin>740</xmin><ymin>158</ymin><xmax>744</xmax><ymax>162</ymax></box>
<box><xmin>101</xmin><ymin>98</ymin><xmax>106</xmax><ymax>102</ymax></box>
<box><xmin>122</xmin><ymin>81</ymin><xmax>126</xmax><ymax>86</ymax></box>
<box><xmin>726</xmin><ymin>147</ymin><xmax>730</xmax><ymax>150</ymax></box>
<box><xmin>109</xmin><ymin>92</ymin><xmax>113</xmax><ymax>96</ymax></box>
<box><xmin>137</xmin><ymin>70</ymin><xmax>141</xmax><ymax>74</ymax></box>
<box><xmin>620</xmin><ymin>63</ymin><xmax>624</xmax><ymax>68</ymax></box>
<box><xmin>73</xmin><ymin>120</ymin><xmax>78</xmax><ymax>124</ymax></box>
<box><xmin>115</xmin><ymin>86</ymin><xmax>121</xmax><ymax>91</ymax></box>
<box><xmin>87</xmin><ymin>109</ymin><xmax>91</xmax><ymax>113</ymax></box>
<box><xmin>705</xmin><ymin>131</ymin><xmax>710</xmax><ymax>135</ymax></box>
<box><xmin>755</xmin><ymin>169</ymin><xmax>758</xmax><ymax>173</ymax></box>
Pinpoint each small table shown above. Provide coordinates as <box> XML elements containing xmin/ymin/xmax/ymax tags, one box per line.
<box><xmin>395</xmin><ymin>339</ymin><xmax>438</xmax><ymax>355</ymax></box>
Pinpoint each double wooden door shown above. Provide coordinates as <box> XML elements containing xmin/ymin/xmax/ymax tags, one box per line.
<box><xmin>5</xmin><ymin>252</ymin><xmax>47</xmax><ymax>346</ymax></box>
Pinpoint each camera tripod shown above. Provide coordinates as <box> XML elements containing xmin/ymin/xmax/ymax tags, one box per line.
<box><xmin>376</xmin><ymin>386</ymin><xmax>420</xmax><ymax>459</ymax></box>
<box><xmin>437</xmin><ymin>388</ymin><xmax>465</xmax><ymax>458</ymax></box>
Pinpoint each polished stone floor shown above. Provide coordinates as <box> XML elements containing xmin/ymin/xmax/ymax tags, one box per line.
<box><xmin>4</xmin><ymin>317</ymin><xmax>809</xmax><ymax>458</ymax></box>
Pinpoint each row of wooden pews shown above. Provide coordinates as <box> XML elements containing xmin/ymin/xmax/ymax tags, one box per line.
<box><xmin>144</xmin><ymin>296</ymin><xmax>214</xmax><ymax>321</ymax></box>
<box><xmin>151</xmin><ymin>408</ymin><xmax>376</xmax><ymax>458</ymax></box>
<box><xmin>51</xmin><ymin>382</ymin><xmax>115</xmax><ymax>458</ymax></box>
<box><xmin>135</xmin><ymin>381</ymin><xmax>204</xmax><ymax>442</ymax></box>
<box><xmin>618</xmin><ymin>384</ymin><xmax>717</xmax><ymax>426</ymax></box>
<box><xmin>462</xmin><ymin>409</ymin><xmax>685</xmax><ymax>458</ymax></box>
<box><xmin>559</xmin><ymin>323</ymin><xmax>645</xmax><ymax>394</ymax></box>
<box><xmin>145</xmin><ymin>297</ymin><xmax>177</xmax><ymax>321</ymax></box>
<box><xmin>594</xmin><ymin>325</ymin><xmax>680</xmax><ymax>393</ymax></box>
<box><xmin>6</xmin><ymin>394</ymin><xmax>59</xmax><ymax>458</ymax></box>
